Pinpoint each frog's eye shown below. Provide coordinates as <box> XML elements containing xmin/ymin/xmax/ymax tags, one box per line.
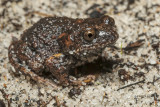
<box><xmin>83</xmin><ymin>29</ymin><xmax>96</xmax><ymax>42</ymax></box>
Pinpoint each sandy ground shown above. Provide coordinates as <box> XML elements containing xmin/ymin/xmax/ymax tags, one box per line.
<box><xmin>0</xmin><ymin>0</ymin><xmax>160</xmax><ymax>106</ymax></box>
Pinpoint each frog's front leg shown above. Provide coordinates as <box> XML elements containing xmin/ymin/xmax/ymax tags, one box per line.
<box><xmin>45</xmin><ymin>53</ymin><xmax>73</xmax><ymax>86</ymax></box>
<box><xmin>45</xmin><ymin>53</ymin><xmax>96</xmax><ymax>86</ymax></box>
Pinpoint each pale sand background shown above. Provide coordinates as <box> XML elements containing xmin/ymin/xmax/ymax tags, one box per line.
<box><xmin>0</xmin><ymin>0</ymin><xmax>160</xmax><ymax>106</ymax></box>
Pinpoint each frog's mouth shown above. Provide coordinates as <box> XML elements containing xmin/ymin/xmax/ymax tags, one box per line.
<box><xmin>75</xmin><ymin>42</ymin><xmax>114</xmax><ymax>57</ymax></box>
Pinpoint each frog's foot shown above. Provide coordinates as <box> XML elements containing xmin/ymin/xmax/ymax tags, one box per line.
<box><xmin>69</xmin><ymin>75</ymin><xmax>96</xmax><ymax>86</ymax></box>
<box><xmin>83</xmin><ymin>75</ymin><xmax>96</xmax><ymax>84</ymax></box>
<box><xmin>18</xmin><ymin>66</ymin><xmax>58</xmax><ymax>89</ymax></box>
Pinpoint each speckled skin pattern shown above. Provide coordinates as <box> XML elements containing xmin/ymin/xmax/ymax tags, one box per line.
<box><xmin>8</xmin><ymin>15</ymin><xmax>119</xmax><ymax>86</ymax></box>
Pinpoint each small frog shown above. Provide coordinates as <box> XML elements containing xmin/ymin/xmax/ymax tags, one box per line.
<box><xmin>8</xmin><ymin>15</ymin><xmax>119</xmax><ymax>87</ymax></box>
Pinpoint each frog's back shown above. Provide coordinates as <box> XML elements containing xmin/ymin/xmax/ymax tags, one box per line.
<box><xmin>8</xmin><ymin>17</ymin><xmax>75</xmax><ymax>72</ymax></box>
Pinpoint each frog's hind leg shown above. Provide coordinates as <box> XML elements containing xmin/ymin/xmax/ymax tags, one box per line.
<box><xmin>19</xmin><ymin>66</ymin><xmax>57</xmax><ymax>89</ymax></box>
<box><xmin>8</xmin><ymin>42</ymin><xmax>58</xmax><ymax>89</ymax></box>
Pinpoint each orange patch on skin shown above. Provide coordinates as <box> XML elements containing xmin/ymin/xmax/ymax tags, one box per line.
<box><xmin>53</xmin><ymin>53</ymin><xmax>63</xmax><ymax>57</ymax></box>
<box><xmin>83</xmin><ymin>79</ymin><xmax>92</xmax><ymax>83</ymax></box>
<box><xmin>76</xmin><ymin>19</ymin><xmax>84</xmax><ymax>23</ymax></box>
<box><xmin>46</xmin><ymin>53</ymin><xmax>63</xmax><ymax>62</ymax></box>
<box><xmin>58</xmin><ymin>33</ymin><xmax>67</xmax><ymax>39</ymax></box>
<box><xmin>20</xmin><ymin>67</ymin><xmax>27</xmax><ymax>73</ymax></box>
<box><xmin>65</xmin><ymin>35</ymin><xmax>73</xmax><ymax>48</ymax></box>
